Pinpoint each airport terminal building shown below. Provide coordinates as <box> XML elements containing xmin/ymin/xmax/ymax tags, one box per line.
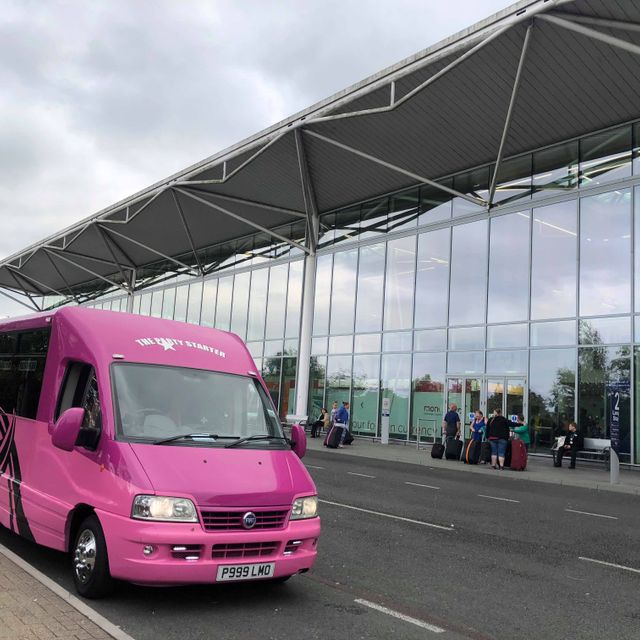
<box><xmin>2</xmin><ymin>0</ymin><xmax>640</xmax><ymax>462</ymax></box>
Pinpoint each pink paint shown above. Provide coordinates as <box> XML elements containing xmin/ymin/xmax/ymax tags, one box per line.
<box><xmin>0</xmin><ymin>307</ymin><xmax>319</xmax><ymax>588</ymax></box>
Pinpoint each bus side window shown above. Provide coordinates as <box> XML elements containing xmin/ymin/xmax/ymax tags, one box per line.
<box><xmin>56</xmin><ymin>363</ymin><xmax>102</xmax><ymax>450</ymax></box>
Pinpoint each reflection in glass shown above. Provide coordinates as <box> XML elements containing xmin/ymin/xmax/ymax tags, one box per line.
<box><xmin>215</xmin><ymin>276</ymin><xmax>233</xmax><ymax>331</ymax></box>
<box><xmin>311</xmin><ymin>337</ymin><xmax>327</xmax><ymax>355</ymax></box>
<box><xmin>200</xmin><ymin>280</ymin><xmax>217</xmax><ymax>328</ymax></box>
<box><xmin>418</xmin><ymin>184</ymin><xmax>452</xmax><ymax>225</ymax></box>
<box><xmin>381</xmin><ymin>354</ymin><xmax>411</xmax><ymax>440</ymax></box>
<box><xmin>230</xmin><ymin>272</ymin><xmax>250</xmax><ymax>339</ymax></box>
<box><xmin>415</xmin><ymin>228</ymin><xmax>450</xmax><ymax>328</ymax></box>
<box><xmin>447</xmin><ymin>351</ymin><xmax>484</xmax><ymax>374</ymax></box>
<box><xmin>313</xmin><ymin>255</ymin><xmax>333</xmax><ymax>335</ymax></box>
<box><xmin>388</xmin><ymin>190</ymin><xmax>419</xmax><ymax>233</ymax></box>
<box><xmin>308</xmin><ymin>356</ymin><xmax>326</xmax><ymax>421</ymax></box>
<box><xmin>139</xmin><ymin>292</ymin><xmax>152</xmax><ymax>316</ymax></box>
<box><xmin>634</xmin><ymin>348</ymin><xmax>640</xmax><ymax>463</ymax></box>
<box><xmin>265</xmin><ymin>264</ymin><xmax>288</xmax><ymax>339</ymax></box>
<box><xmin>359</xmin><ymin>198</ymin><xmax>388</xmax><ymax>240</ymax></box>
<box><xmin>351</xmin><ymin>355</ymin><xmax>380</xmax><ymax>436</ymax></box>
<box><xmin>531</xmin><ymin>201</ymin><xmax>577</xmax><ymax>320</ymax></box>
<box><xmin>383</xmin><ymin>236</ymin><xmax>416</xmax><ymax>331</ymax></box>
<box><xmin>355</xmin><ymin>243</ymin><xmax>385</xmax><ymax>333</ymax></box>
<box><xmin>174</xmin><ymin>285</ymin><xmax>188</xmax><ymax>322</ymax></box>
<box><xmin>261</xmin><ymin>356</ymin><xmax>281</xmax><ymax>415</ymax></box>
<box><xmin>530</xmin><ymin>320</ymin><xmax>576</xmax><ymax>347</ymax></box>
<box><xmin>578</xmin><ymin>346</ymin><xmax>630</xmax><ymax>461</ymax></box>
<box><xmin>187</xmin><ymin>282</ymin><xmax>203</xmax><ymax>325</ymax></box>
<box><xmin>354</xmin><ymin>333</ymin><xmax>381</xmax><ymax>353</ymax></box>
<box><xmin>449</xmin><ymin>326</ymin><xmax>485</xmax><ymax>350</ymax></box>
<box><xmin>326</xmin><ymin>355</ymin><xmax>352</xmax><ymax>416</ymax></box>
<box><xmin>330</xmin><ymin>249</ymin><xmax>357</xmax><ymax>335</ymax></box>
<box><xmin>285</xmin><ymin>261</ymin><xmax>303</xmax><ymax>338</ymax></box>
<box><xmin>263</xmin><ymin>340</ymin><xmax>283</xmax><ymax>357</ymax></box>
<box><xmin>487</xmin><ymin>323</ymin><xmax>527</xmax><ymax>348</ymax></box>
<box><xmin>161</xmin><ymin>287</ymin><xmax>175</xmax><ymax>319</ymax></box>
<box><xmin>411</xmin><ymin>352</ymin><xmax>445</xmax><ymax>443</ymax></box>
<box><xmin>493</xmin><ymin>155</ymin><xmax>532</xmax><ymax>206</ymax></box>
<box><xmin>486</xmin><ymin>379</ymin><xmax>503</xmax><ymax>416</ymax></box>
<box><xmin>247</xmin><ymin>268</ymin><xmax>268</xmax><ymax>341</ymax></box>
<box><xmin>382</xmin><ymin>332</ymin><xmax>412</xmax><ymax>352</ymax></box>
<box><xmin>283</xmin><ymin>339</ymin><xmax>298</xmax><ymax>356</ymax></box>
<box><xmin>532</xmin><ymin>140</ymin><xmax>578</xmax><ymax>198</ymax></box>
<box><xmin>488</xmin><ymin>212</ymin><xmax>530</xmax><ymax>323</ymax></box>
<box><xmin>579</xmin><ymin>317</ymin><xmax>630</xmax><ymax>345</ymax></box>
<box><xmin>452</xmin><ymin>167</ymin><xmax>490</xmax><ymax>217</ymax></box>
<box><xmin>634</xmin><ymin>187</ymin><xmax>640</xmax><ymax>313</ymax></box>
<box><xmin>486</xmin><ymin>350</ymin><xmax>527</xmax><ymax>374</ymax></box>
<box><xmin>580</xmin><ymin>189</ymin><xmax>631</xmax><ymax>316</ymax></box>
<box><xmin>449</xmin><ymin>220</ymin><xmax>488</xmax><ymax>325</ymax></box>
<box><xmin>133</xmin><ymin>295</ymin><xmax>142</xmax><ymax>315</ymax></box>
<box><xmin>280</xmin><ymin>357</ymin><xmax>297</xmax><ymax>419</ymax></box>
<box><xmin>246</xmin><ymin>342</ymin><xmax>263</xmax><ymax>359</ymax></box>
<box><xmin>329</xmin><ymin>335</ymin><xmax>353</xmax><ymax>354</ymax></box>
<box><xmin>150</xmin><ymin>290</ymin><xmax>163</xmax><ymax>318</ymax></box>
<box><xmin>579</xmin><ymin>125</ymin><xmax>632</xmax><ymax>188</ymax></box>
<box><xmin>634</xmin><ymin>122</ymin><xmax>640</xmax><ymax>175</ymax></box>
<box><xmin>414</xmin><ymin>329</ymin><xmax>446</xmax><ymax>351</ymax></box>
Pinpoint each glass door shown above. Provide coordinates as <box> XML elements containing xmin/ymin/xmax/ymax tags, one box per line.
<box><xmin>484</xmin><ymin>377</ymin><xmax>527</xmax><ymax>425</ymax></box>
<box><xmin>445</xmin><ymin>377</ymin><xmax>483</xmax><ymax>439</ymax></box>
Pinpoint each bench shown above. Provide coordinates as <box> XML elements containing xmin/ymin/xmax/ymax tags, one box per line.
<box><xmin>551</xmin><ymin>436</ymin><xmax>610</xmax><ymax>464</ymax></box>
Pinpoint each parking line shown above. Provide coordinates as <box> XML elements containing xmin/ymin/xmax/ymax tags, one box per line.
<box><xmin>319</xmin><ymin>499</ymin><xmax>454</xmax><ymax>531</ymax></box>
<box><xmin>579</xmin><ymin>557</ymin><xmax>640</xmax><ymax>574</ymax></box>
<box><xmin>478</xmin><ymin>494</ymin><xmax>520</xmax><ymax>503</ymax></box>
<box><xmin>306</xmin><ymin>465</ymin><xmax>325</xmax><ymax>470</ymax></box>
<box><xmin>355</xmin><ymin>598</ymin><xmax>445</xmax><ymax>634</ymax></box>
<box><xmin>566</xmin><ymin>508</ymin><xmax>618</xmax><ymax>520</ymax></box>
<box><xmin>348</xmin><ymin>472</ymin><xmax>376</xmax><ymax>479</ymax></box>
<box><xmin>405</xmin><ymin>482</ymin><xmax>440</xmax><ymax>490</ymax></box>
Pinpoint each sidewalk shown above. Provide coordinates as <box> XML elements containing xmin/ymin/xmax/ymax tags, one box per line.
<box><xmin>306</xmin><ymin>436</ymin><xmax>640</xmax><ymax>496</ymax></box>
<box><xmin>0</xmin><ymin>544</ymin><xmax>133</xmax><ymax>640</ymax></box>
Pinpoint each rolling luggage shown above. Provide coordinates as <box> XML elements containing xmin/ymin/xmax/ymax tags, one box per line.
<box><xmin>325</xmin><ymin>425</ymin><xmax>344</xmax><ymax>449</ymax></box>
<box><xmin>445</xmin><ymin>438</ymin><xmax>463</xmax><ymax>460</ymax></box>
<box><xmin>431</xmin><ymin>441</ymin><xmax>445</xmax><ymax>459</ymax></box>
<box><xmin>480</xmin><ymin>441</ymin><xmax>492</xmax><ymax>464</ymax></box>
<box><xmin>343</xmin><ymin>430</ymin><xmax>354</xmax><ymax>445</ymax></box>
<box><xmin>464</xmin><ymin>439</ymin><xmax>481</xmax><ymax>465</ymax></box>
<box><xmin>509</xmin><ymin>438</ymin><xmax>527</xmax><ymax>471</ymax></box>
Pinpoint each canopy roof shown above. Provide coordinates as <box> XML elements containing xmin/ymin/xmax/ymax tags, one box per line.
<box><xmin>2</xmin><ymin>0</ymin><xmax>640</xmax><ymax>307</ymax></box>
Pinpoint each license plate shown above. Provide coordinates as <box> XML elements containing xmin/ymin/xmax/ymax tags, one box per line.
<box><xmin>216</xmin><ymin>562</ymin><xmax>275</xmax><ymax>582</ymax></box>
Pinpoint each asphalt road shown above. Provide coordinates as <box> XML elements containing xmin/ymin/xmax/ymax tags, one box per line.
<box><xmin>2</xmin><ymin>450</ymin><xmax>639</xmax><ymax>640</ymax></box>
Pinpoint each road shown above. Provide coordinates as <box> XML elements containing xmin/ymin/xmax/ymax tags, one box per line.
<box><xmin>1</xmin><ymin>450</ymin><xmax>639</xmax><ymax>639</ymax></box>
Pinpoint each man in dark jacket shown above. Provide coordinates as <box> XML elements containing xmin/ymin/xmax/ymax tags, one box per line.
<box><xmin>486</xmin><ymin>408</ymin><xmax>512</xmax><ymax>470</ymax></box>
<box><xmin>554</xmin><ymin>422</ymin><xmax>583</xmax><ymax>469</ymax></box>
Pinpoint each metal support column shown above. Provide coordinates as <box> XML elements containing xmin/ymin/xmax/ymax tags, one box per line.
<box><xmin>126</xmin><ymin>269</ymin><xmax>136</xmax><ymax>313</ymax></box>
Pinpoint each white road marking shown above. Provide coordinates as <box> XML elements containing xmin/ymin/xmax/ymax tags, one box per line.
<box><xmin>355</xmin><ymin>598</ymin><xmax>445</xmax><ymax>634</ymax></box>
<box><xmin>405</xmin><ymin>482</ymin><xmax>440</xmax><ymax>490</ymax></box>
<box><xmin>565</xmin><ymin>508</ymin><xmax>618</xmax><ymax>520</ymax></box>
<box><xmin>306</xmin><ymin>465</ymin><xmax>325</xmax><ymax>470</ymax></box>
<box><xmin>477</xmin><ymin>494</ymin><xmax>520</xmax><ymax>503</ymax></box>
<box><xmin>579</xmin><ymin>557</ymin><xmax>640</xmax><ymax>574</ymax></box>
<box><xmin>319</xmin><ymin>499</ymin><xmax>454</xmax><ymax>531</ymax></box>
<box><xmin>347</xmin><ymin>471</ymin><xmax>376</xmax><ymax>479</ymax></box>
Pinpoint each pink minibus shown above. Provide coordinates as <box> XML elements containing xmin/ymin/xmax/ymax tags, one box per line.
<box><xmin>0</xmin><ymin>307</ymin><xmax>319</xmax><ymax>597</ymax></box>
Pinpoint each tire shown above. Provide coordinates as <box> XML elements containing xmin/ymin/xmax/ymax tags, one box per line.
<box><xmin>72</xmin><ymin>514</ymin><xmax>114</xmax><ymax>599</ymax></box>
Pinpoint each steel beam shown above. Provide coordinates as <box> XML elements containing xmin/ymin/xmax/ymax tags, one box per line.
<box><xmin>6</xmin><ymin>266</ymin><xmax>67</xmax><ymax>299</ymax></box>
<box><xmin>96</xmin><ymin>226</ymin><xmax>137</xmax><ymax>271</ymax></box>
<box><xmin>171</xmin><ymin>190</ymin><xmax>205</xmax><ymax>276</ymax></box>
<box><xmin>44</xmin><ymin>251</ymin><xmax>81</xmax><ymax>304</ymax></box>
<box><xmin>294</xmin><ymin>128</ymin><xmax>321</xmax><ymax>252</ymax></box>
<box><xmin>548</xmin><ymin>11</ymin><xmax>640</xmax><ymax>34</ymax></box>
<box><xmin>0</xmin><ymin>287</ymin><xmax>41</xmax><ymax>312</ymax></box>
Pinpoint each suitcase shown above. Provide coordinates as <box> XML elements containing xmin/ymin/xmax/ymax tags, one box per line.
<box><xmin>431</xmin><ymin>442</ymin><xmax>445</xmax><ymax>459</ymax></box>
<box><xmin>343</xmin><ymin>430</ymin><xmax>354</xmax><ymax>445</ymax></box>
<box><xmin>480</xmin><ymin>441</ymin><xmax>492</xmax><ymax>464</ymax></box>
<box><xmin>445</xmin><ymin>438</ymin><xmax>463</xmax><ymax>460</ymax></box>
<box><xmin>464</xmin><ymin>439</ymin><xmax>481</xmax><ymax>465</ymax></box>
<box><xmin>325</xmin><ymin>426</ymin><xmax>344</xmax><ymax>449</ymax></box>
<box><xmin>509</xmin><ymin>438</ymin><xmax>527</xmax><ymax>471</ymax></box>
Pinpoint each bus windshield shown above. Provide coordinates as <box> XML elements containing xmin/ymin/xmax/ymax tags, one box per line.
<box><xmin>111</xmin><ymin>363</ymin><xmax>284</xmax><ymax>446</ymax></box>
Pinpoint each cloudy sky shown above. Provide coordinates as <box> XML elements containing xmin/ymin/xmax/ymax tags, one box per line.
<box><xmin>0</xmin><ymin>0</ymin><xmax>509</xmax><ymax>315</ymax></box>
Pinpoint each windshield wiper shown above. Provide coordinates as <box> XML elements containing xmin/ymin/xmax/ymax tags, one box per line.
<box><xmin>153</xmin><ymin>433</ymin><xmax>236</xmax><ymax>445</ymax></box>
<box><xmin>224</xmin><ymin>434</ymin><xmax>289</xmax><ymax>449</ymax></box>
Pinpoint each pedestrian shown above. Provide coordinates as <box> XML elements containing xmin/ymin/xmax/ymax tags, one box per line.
<box><xmin>485</xmin><ymin>408</ymin><xmax>511</xmax><ymax>470</ymax></box>
<box><xmin>511</xmin><ymin>414</ymin><xmax>530</xmax><ymax>452</ymax></box>
<box><xmin>335</xmin><ymin>401</ymin><xmax>350</xmax><ymax>448</ymax></box>
<box><xmin>470</xmin><ymin>410</ymin><xmax>486</xmax><ymax>442</ymax></box>
<box><xmin>442</xmin><ymin>403</ymin><xmax>461</xmax><ymax>444</ymax></box>
<box><xmin>310</xmin><ymin>407</ymin><xmax>329</xmax><ymax>438</ymax></box>
<box><xmin>554</xmin><ymin>422</ymin><xmax>583</xmax><ymax>469</ymax></box>
<box><xmin>330</xmin><ymin>401</ymin><xmax>339</xmax><ymax>428</ymax></box>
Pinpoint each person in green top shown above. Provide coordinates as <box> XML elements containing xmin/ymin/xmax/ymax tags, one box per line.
<box><xmin>512</xmin><ymin>414</ymin><xmax>530</xmax><ymax>452</ymax></box>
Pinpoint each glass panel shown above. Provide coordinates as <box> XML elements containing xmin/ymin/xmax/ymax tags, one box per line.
<box><xmin>636</xmin><ymin>316</ymin><xmax>640</xmax><ymax>343</ymax></box>
<box><xmin>262</xmin><ymin>356</ymin><xmax>281</xmax><ymax>412</ymax></box>
<box><xmin>329</xmin><ymin>335</ymin><xmax>353</xmax><ymax>354</ymax></box>
<box><xmin>486</xmin><ymin>378</ymin><xmax>503</xmax><ymax>416</ymax></box>
<box><xmin>634</xmin><ymin>347</ymin><xmax>640</xmax><ymax>463</ymax></box>
<box><xmin>313</xmin><ymin>254</ymin><xmax>333</xmax><ymax>335</ymax></box>
<box><xmin>488</xmin><ymin>211</ymin><xmax>530</xmax><ymax>323</ymax></box>
<box><xmin>355</xmin><ymin>243</ymin><xmax>385</xmax><ymax>333</ymax></box>
<box><xmin>578</xmin><ymin>346</ymin><xmax>630</xmax><ymax>462</ymax></box>
<box><xmin>493</xmin><ymin>155</ymin><xmax>532</xmax><ymax>206</ymax></box>
<box><xmin>381</xmin><ymin>354</ymin><xmax>411</xmax><ymax>441</ymax></box>
<box><xmin>411</xmin><ymin>353</ymin><xmax>446</xmax><ymax>444</ymax></box>
<box><xmin>308</xmin><ymin>356</ymin><xmax>326</xmax><ymax>421</ymax></box>
<box><xmin>230</xmin><ymin>272</ymin><xmax>250</xmax><ymax>339</ymax></box>
<box><xmin>246</xmin><ymin>342</ymin><xmax>263</xmax><ymax>359</ymax></box>
<box><xmin>330</xmin><ymin>249</ymin><xmax>357</xmax><ymax>335</ymax></box>
<box><xmin>417</xmin><ymin>184</ymin><xmax>452</xmax><ymax>225</ymax></box>
<box><xmin>263</xmin><ymin>340</ymin><xmax>283</xmax><ymax>358</ymax></box>
<box><xmin>415</xmin><ymin>227</ymin><xmax>450</xmax><ymax>328</ymax></box>
<box><xmin>215</xmin><ymin>276</ymin><xmax>233</xmax><ymax>331</ymax></box>
<box><xmin>531</xmin><ymin>201</ymin><xmax>577</xmax><ymax>319</ymax></box>
<box><xmin>283</xmin><ymin>339</ymin><xmax>298</xmax><ymax>356</ymax></box>
<box><xmin>265</xmin><ymin>264</ymin><xmax>288</xmax><ymax>339</ymax></box>
<box><xmin>579</xmin><ymin>317</ymin><xmax>630</xmax><ymax>345</ymax></box>
<box><xmin>448</xmin><ymin>326</ymin><xmax>485</xmax><ymax>350</ymax></box>
<box><xmin>358</xmin><ymin>198</ymin><xmax>389</xmax><ymax>240</ymax></box>
<box><xmin>636</xmin><ymin>187</ymin><xmax>640</xmax><ymax>312</ymax></box>
<box><xmin>388</xmin><ymin>189</ymin><xmax>419</xmax><ymax>233</ymax></box>
<box><xmin>351</xmin><ymin>355</ymin><xmax>380</xmax><ymax>436</ymax></box>
<box><xmin>383</xmin><ymin>236</ymin><xmax>416</xmax><ymax>331</ymax></box>
<box><xmin>452</xmin><ymin>167</ymin><xmax>490</xmax><ymax>218</ymax></box>
<box><xmin>532</xmin><ymin>140</ymin><xmax>578</xmax><ymax>198</ymax></box>
<box><xmin>449</xmin><ymin>219</ymin><xmax>488</xmax><ymax>325</ymax></box>
<box><xmin>447</xmin><ymin>351</ymin><xmax>484</xmax><ymax>374</ymax></box>
<box><xmin>173</xmin><ymin>285</ymin><xmax>188</xmax><ymax>323</ymax></box>
<box><xmin>150</xmin><ymin>290</ymin><xmax>163</xmax><ymax>318</ymax></box>
<box><xmin>486</xmin><ymin>350</ymin><xmax>527</xmax><ymax>374</ymax></box>
<box><xmin>280</xmin><ymin>357</ymin><xmax>297</xmax><ymax>419</ymax></box>
<box><xmin>247</xmin><ymin>268</ymin><xmax>268</xmax><ymax>341</ymax></box>
<box><xmin>354</xmin><ymin>333</ymin><xmax>381</xmax><ymax>353</ymax></box>
<box><xmin>580</xmin><ymin>189</ymin><xmax>631</xmax><ymax>316</ymax></box>
<box><xmin>161</xmin><ymin>287</ymin><xmax>175</xmax><ymax>320</ymax></box>
<box><xmin>487</xmin><ymin>323</ymin><xmax>528</xmax><ymax>348</ymax></box>
<box><xmin>311</xmin><ymin>337</ymin><xmax>327</xmax><ymax>355</ymax></box>
<box><xmin>634</xmin><ymin>122</ymin><xmax>640</xmax><ymax>176</ymax></box>
<box><xmin>531</xmin><ymin>320</ymin><xmax>576</xmax><ymax>347</ymax></box>
<box><xmin>506</xmin><ymin>379</ymin><xmax>525</xmax><ymax>423</ymax></box>
<box><xmin>285</xmin><ymin>261</ymin><xmax>303</xmax><ymax>338</ymax></box>
<box><xmin>579</xmin><ymin>125</ymin><xmax>632</xmax><ymax>188</ymax></box>
<box><xmin>133</xmin><ymin>295</ymin><xmax>142</xmax><ymax>315</ymax></box>
<box><xmin>382</xmin><ymin>332</ymin><xmax>412</xmax><ymax>352</ymax></box>
<box><xmin>446</xmin><ymin>378</ymin><xmax>464</xmax><ymax>420</ymax></box>
<box><xmin>414</xmin><ymin>329</ymin><xmax>446</xmax><ymax>351</ymax></box>
<box><xmin>139</xmin><ymin>292</ymin><xmax>152</xmax><ymax>316</ymax></box>
<box><xmin>186</xmin><ymin>282</ymin><xmax>203</xmax><ymax>325</ymax></box>
<box><xmin>326</xmin><ymin>355</ymin><xmax>352</xmax><ymax>420</ymax></box>
<box><xmin>200</xmin><ymin>280</ymin><xmax>217</xmax><ymax>328</ymax></box>
<box><xmin>529</xmin><ymin>348</ymin><xmax>575</xmax><ymax>453</ymax></box>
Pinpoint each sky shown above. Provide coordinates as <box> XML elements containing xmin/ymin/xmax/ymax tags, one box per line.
<box><xmin>0</xmin><ymin>0</ymin><xmax>510</xmax><ymax>315</ymax></box>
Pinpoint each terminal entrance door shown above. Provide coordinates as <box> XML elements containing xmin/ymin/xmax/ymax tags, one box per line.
<box><xmin>486</xmin><ymin>378</ymin><xmax>527</xmax><ymax>425</ymax></box>
<box><xmin>445</xmin><ymin>378</ymin><xmax>482</xmax><ymax>439</ymax></box>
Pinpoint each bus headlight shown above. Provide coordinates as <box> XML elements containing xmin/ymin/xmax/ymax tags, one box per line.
<box><xmin>132</xmin><ymin>495</ymin><xmax>198</xmax><ymax>522</ymax></box>
<box><xmin>290</xmin><ymin>495</ymin><xmax>318</xmax><ymax>520</ymax></box>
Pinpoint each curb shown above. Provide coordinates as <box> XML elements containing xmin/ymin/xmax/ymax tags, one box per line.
<box><xmin>0</xmin><ymin>542</ymin><xmax>136</xmax><ymax>640</ymax></box>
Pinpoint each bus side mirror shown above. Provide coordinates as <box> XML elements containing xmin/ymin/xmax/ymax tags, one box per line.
<box><xmin>290</xmin><ymin>424</ymin><xmax>307</xmax><ymax>459</ymax></box>
<box><xmin>52</xmin><ymin>408</ymin><xmax>85</xmax><ymax>451</ymax></box>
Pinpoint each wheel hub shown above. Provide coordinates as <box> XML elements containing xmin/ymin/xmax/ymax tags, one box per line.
<box><xmin>74</xmin><ymin>529</ymin><xmax>97</xmax><ymax>584</ymax></box>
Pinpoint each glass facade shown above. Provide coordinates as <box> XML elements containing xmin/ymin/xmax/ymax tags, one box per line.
<box><xmin>89</xmin><ymin>121</ymin><xmax>640</xmax><ymax>464</ymax></box>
